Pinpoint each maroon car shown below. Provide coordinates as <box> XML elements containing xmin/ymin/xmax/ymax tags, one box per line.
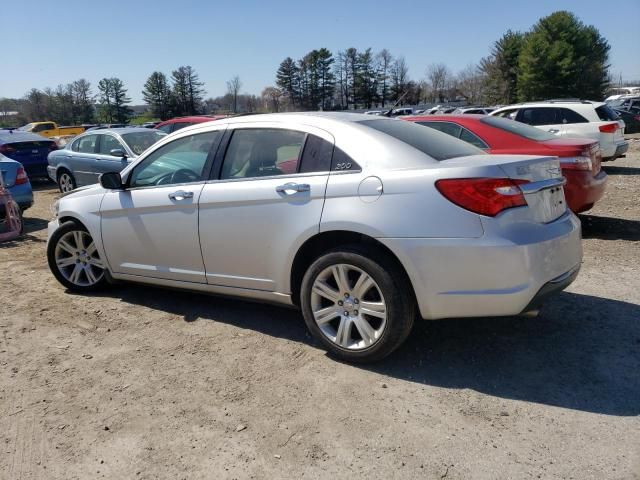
<box><xmin>154</xmin><ymin>115</ymin><xmax>228</xmax><ymax>135</ymax></box>
<box><xmin>403</xmin><ymin>114</ymin><xmax>607</xmax><ymax>213</ymax></box>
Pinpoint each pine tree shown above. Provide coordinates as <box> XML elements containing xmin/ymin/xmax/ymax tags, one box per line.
<box><xmin>480</xmin><ymin>30</ymin><xmax>525</xmax><ymax>104</ymax></box>
<box><xmin>276</xmin><ymin>57</ymin><xmax>300</xmax><ymax>109</ymax></box>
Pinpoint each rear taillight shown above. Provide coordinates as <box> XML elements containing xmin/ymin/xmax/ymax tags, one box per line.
<box><xmin>599</xmin><ymin>123</ymin><xmax>618</xmax><ymax>133</ymax></box>
<box><xmin>0</xmin><ymin>144</ymin><xmax>16</xmax><ymax>155</ymax></box>
<box><xmin>15</xmin><ymin>166</ymin><xmax>29</xmax><ymax>185</ymax></box>
<box><xmin>560</xmin><ymin>156</ymin><xmax>592</xmax><ymax>171</ymax></box>
<box><xmin>435</xmin><ymin>178</ymin><xmax>529</xmax><ymax>217</ymax></box>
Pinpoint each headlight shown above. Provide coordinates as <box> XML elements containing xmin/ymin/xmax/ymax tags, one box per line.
<box><xmin>51</xmin><ymin>200</ymin><xmax>59</xmax><ymax>218</ymax></box>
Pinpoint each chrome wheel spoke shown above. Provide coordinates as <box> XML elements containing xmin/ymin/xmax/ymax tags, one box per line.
<box><xmin>56</xmin><ymin>256</ymin><xmax>76</xmax><ymax>268</ymax></box>
<box><xmin>331</xmin><ymin>265</ymin><xmax>351</xmax><ymax>294</ymax></box>
<box><xmin>85</xmin><ymin>242</ymin><xmax>97</xmax><ymax>256</ymax></box>
<box><xmin>84</xmin><ymin>265</ymin><xmax>98</xmax><ymax>284</ymax></box>
<box><xmin>73</xmin><ymin>231</ymin><xmax>84</xmax><ymax>250</ymax></box>
<box><xmin>312</xmin><ymin>280</ymin><xmax>340</xmax><ymax>302</ymax></box>
<box><xmin>335</xmin><ymin>316</ymin><xmax>352</xmax><ymax>347</ymax></box>
<box><xmin>314</xmin><ymin>306</ymin><xmax>340</xmax><ymax>325</ymax></box>
<box><xmin>352</xmin><ymin>272</ymin><xmax>375</xmax><ymax>299</ymax></box>
<box><xmin>69</xmin><ymin>263</ymin><xmax>83</xmax><ymax>284</ymax></box>
<box><xmin>359</xmin><ymin>300</ymin><xmax>386</xmax><ymax>319</ymax></box>
<box><xmin>58</xmin><ymin>239</ymin><xmax>76</xmax><ymax>255</ymax></box>
<box><xmin>87</xmin><ymin>256</ymin><xmax>104</xmax><ymax>269</ymax></box>
<box><xmin>353</xmin><ymin>317</ymin><xmax>376</xmax><ymax>346</ymax></box>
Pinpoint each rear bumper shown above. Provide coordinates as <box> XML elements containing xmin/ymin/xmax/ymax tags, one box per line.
<box><xmin>563</xmin><ymin>169</ymin><xmax>607</xmax><ymax>213</ymax></box>
<box><xmin>9</xmin><ymin>183</ymin><xmax>34</xmax><ymax>212</ymax></box>
<box><xmin>521</xmin><ymin>265</ymin><xmax>580</xmax><ymax>313</ymax></box>
<box><xmin>379</xmin><ymin>211</ymin><xmax>582</xmax><ymax>319</ymax></box>
<box><xmin>603</xmin><ymin>141</ymin><xmax>629</xmax><ymax>160</ymax></box>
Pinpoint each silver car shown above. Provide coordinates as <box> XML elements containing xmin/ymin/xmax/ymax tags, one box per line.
<box><xmin>46</xmin><ymin>113</ymin><xmax>582</xmax><ymax>362</ymax></box>
<box><xmin>47</xmin><ymin>128</ymin><xmax>167</xmax><ymax>192</ymax></box>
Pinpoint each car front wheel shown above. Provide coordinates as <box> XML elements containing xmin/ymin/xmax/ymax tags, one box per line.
<box><xmin>300</xmin><ymin>246</ymin><xmax>415</xmax><ymax>362</ymax></box>
<box><xmin>47</xmin><ymin>221</ymin><xmax>108</xmax><ymax>291</ymax></box>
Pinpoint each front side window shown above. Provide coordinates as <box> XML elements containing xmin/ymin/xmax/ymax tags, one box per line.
<box><xmin>98</xmin><ymin>134</ymin><xmax>124</xmax><ymax>155</ymax></box>
<box><xmin>157</xmin><ymin>124</ymin><xmax>173</xmax><ymax>134</ymax></box>
<box><xmin>129</xmin><ymin>131</ymin><xmax>221</xmax><ymax>188</ymax></box>
<box><xmin>77</xmin><ymin>135</ymin><xmax>98</xmax><ymax>153</ymax></box>
<box><xmin>220</xmin><ymin>129</ymin><xmax>305</xmax><ymax>179</ymax></box>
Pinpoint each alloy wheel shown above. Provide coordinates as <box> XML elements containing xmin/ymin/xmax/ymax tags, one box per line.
<box><xmin>59</xmin><ymin>173</ymin><xmax>74</xmax><ymax>193</ymax></box>
<box><xmin>54</xmin><ymin>230</ymin><xmax>105</xmax><ymax>286</ymax></box>
<box><xmin>310</xmin><ymin>263</ymin><xmax>387</xmax><ymax>350</ymax></box>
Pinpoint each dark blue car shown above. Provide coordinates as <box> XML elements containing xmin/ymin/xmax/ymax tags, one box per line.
<box><xmin>0</xmin><ymin>130</ymin><xmax>58</xmax><ymax>179</ymax></box>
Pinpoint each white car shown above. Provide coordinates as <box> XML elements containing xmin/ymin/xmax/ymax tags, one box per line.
<box><xmin>46</xmin><ymin>113</ymin><xmax>581</xmax><ymax>362</ymax></box>
<box><xmin>604</xmin><ymin>87</ymin><xmax>640</xmax><ymax>102</ymax></box>
<box><xmin>490</xmin><ymin>101</ymin><xmax>629</xmax><ymax>160</ymax></box>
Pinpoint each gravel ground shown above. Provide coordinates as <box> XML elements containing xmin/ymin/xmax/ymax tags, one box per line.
<box><xmin>1</xmin><ymin>142</ymin><xmax>639</xmax><ymax>479</ymax></box>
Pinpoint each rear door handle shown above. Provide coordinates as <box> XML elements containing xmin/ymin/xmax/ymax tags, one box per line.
<box><xmin>168</xmin><ymin>190</ymin><xmax>194</xmax><ymax>200</ymax></box>
<box><xmin>276</xmin><ymin>183</ymin><xmax>310</xmax><ymax>194</ymax></box>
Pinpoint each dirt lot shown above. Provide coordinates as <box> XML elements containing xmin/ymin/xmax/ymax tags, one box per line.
<box><xmin>1</xmin><ymin>143</ymin><xmax>639</xmax><ymax>480</ymax></box>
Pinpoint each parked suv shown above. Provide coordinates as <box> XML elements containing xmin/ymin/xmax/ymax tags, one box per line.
<box><xmin>490</xmin><ymin>101</ymin><xmax>628</xmax><ymax>160</ymax></box>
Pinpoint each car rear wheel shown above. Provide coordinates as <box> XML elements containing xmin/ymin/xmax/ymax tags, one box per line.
<box><xmin>57</xmin><ymin>170</ymin><xmax>76</xmax><ymax>193</ymax></box>
<box><xmin>47</xmin><ymin>221</ymin><xmax>107</xmax><ymax>291</ymax></box>
<box><xmin>300</xmin><ymin>246</ymin><xmax>415</xmax><ymax>362</ymax></box>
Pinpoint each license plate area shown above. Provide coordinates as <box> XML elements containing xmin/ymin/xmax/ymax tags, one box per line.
<box><xmin>523</xmin><ymin>184</ymin><xmax>567</xmax><ymax>223</ymax></box>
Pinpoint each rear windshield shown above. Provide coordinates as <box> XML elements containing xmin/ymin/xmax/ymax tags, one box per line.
<box><xmin>359</xmin><ymin>119</ymin><xmax>484</xmax><ymax>160</ymax></box>
<box><xmin>480</xmin><ymin>116</ymin><xmax>556</xmax><ymax>141</ymax></box>
<box><xmin>121</xmin><ymin>131</ymin><xmax>167</xmax><ymax>155</ymax></box>
<box><xmin>595</xmin><ymin>105</ymin><xmax>620</xmax><ymax>121</ymax></box>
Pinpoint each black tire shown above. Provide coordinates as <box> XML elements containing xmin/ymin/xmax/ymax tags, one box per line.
<box><xmin>300</xmin><ymin>245</ymin><xmax>415</xmax><ymax>363</ymax></box>
<box><xmin>57</xmin><ymin>169</ymin><xmax>76</xmax><ymax>193</ymax></box>
<box><xmin>47</xmin><ymin>220</ymin><xmax>108</xmax><ymax>292</ymax></box>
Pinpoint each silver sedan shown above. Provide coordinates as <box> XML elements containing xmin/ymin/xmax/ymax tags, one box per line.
<box><xmin>46</xmin><ymin>113</ymin><xmax>582</xmax><ymax>362</ymax></box>
<box><xmin>47</xmin><ymin>128</ymin><xmax>167</xmax><ymax>192</ymax></box>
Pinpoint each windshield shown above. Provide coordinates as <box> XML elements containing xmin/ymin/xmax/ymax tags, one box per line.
<box><xmin>480</xmin><ymin>116</ymin><xmax>556</xmax><ymax>141</ymax></box>
<box><xmin>121</xmin><ymin>131</ymin><xmax>167</xmax><ymax>155</ymax></box>
<box><xmin>360</xmin><ymin>119</ymin><xmax>484</xmax><ymax>160</ymax></box>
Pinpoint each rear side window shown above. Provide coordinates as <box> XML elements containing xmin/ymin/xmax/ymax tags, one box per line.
<box><xmin>493</xmin><ymin>108</ymin><xmax>518</xmax><ymax>119</ymax></box>
<box><xmin>299</xmin><ymin>134</ymin><xmax>333</xmax><ymax>173</ymax></box>
<box><xmin>520</xmin><ymin>108</ymin><xmax>558</xmax><ymax>126</ymax></box>
<box><xmin>595</xmin><ymin>105</ymin><xmax>620</xmax><ymax>121</ymax></box>
<box><xmin>360</xmin><ymin>119</ymin><xmax>484</xmax><ymax>161</ymax></box>
<box><xmin>98</xmin><ymin>135</ymin><xmax>124</xmax><ymax>155</ymax></box>
<box><xmin>172</xmin><ymin>122</ymin><xmax>192</xmax><ymax>132</ymax></box>
<box><xmin>77</xmin><ymin>135</ymin><xmax>98</xmax><ymax>153</ymax></box>
<box><xmin>221</xmin><ymin>129</ymin><xmax>305</xmax><ymax>179</ymax></box>
<box><xmin>559</xmin><ymin>108</ymin><xmax>588</xmax><ymax>124</ymax></box>
<box><xmin>459</xmin><ymin>128</ymin><xmax>489</xmax><ymax>149</ymax></box>
<box><xmin>417</xmin><ymin>121</ymin><xmax>462</xmax><ymax>137</ymax></box>
<box><xmin>157</xmin><ymin>124</ymin><xmax>173</xmax><ymax>134</ymax></box>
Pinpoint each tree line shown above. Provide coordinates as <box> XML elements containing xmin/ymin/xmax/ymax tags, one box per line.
<box><xmin>0</xmin><ymin>11</ymin><xmax>613</xmax><ymax>126</ymax></box>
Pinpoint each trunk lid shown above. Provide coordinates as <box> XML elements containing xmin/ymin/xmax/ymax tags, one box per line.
<box><xmin>0</xmin><ymin>160</ymin><xmax>19</xmax><ymax>187</ymax></box>
<box><xmin>1</xmin><ymin>140</ymin><xmax>54</xmax><ymax>168</ymax></box>
<box><xmin>441</xmin><ymin>154</ymin><xmax>568</xmax><ymax>223</ymax></box>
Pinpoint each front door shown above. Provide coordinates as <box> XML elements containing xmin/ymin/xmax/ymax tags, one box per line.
<box><xmin>198</xmin><ymin>125</ymin><xmax>333</xmax><ymax>292</ymax></box>
<box><xmin>100</xmin><ymin>130</ymin><xmax>222</xmax><ymax>283</ymax></box>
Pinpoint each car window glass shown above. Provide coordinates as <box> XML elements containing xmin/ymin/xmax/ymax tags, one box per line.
<box><xmin>559</xmin><ymin>108</ymin><xmax>588</xmax><ymax>124</ymax></box>
<box><xmin>98</xmin><ymin>135</ymin><xmax>124</xmax><ymax>155</ymax></box>
<box><xmin>416</xmin><ymin>121</ymin><xmax>463</xmax><ymax>138</ymax></box>
<box><xmin>520</xmin><ymin>108</ymin><xmax>558</xmax><ymax>126</ymax></box>
<box><xmin>157</xmin><ymin>124</ymin><xmax>173</xmax><ymax>134</ymax></box>
<box><xmin>71</xmin><ymin>138</ymin><xmax>81</xmax><ymax>152</ymax></box>
<box><xmin>129</xmin><ymin>131</ymin><xmax>220</xmax><ymax>188</ymax></box>
<box><xmin>459</xmin><ymin>128</ymin><xmax>489</xmax><ymax>149</ymax></box>
<box><xmin>299</xmin><ymin>134</ymin><xmax>333</xmax><ymax>173</ymax></box>
<box><xmin>171</xmin><ymin>122</ymin><xmax>192</xmax><ymax>132</ymax></box>
<box><xmin>595</xmin><ymin>105</ymin><xmax>620</xmax><ymax>121</ymax></box>
<box><xmin>121</xmin><ymin>131</ymin><xmax>167</xmax><ymax>155</ymax></box>
<box><xmin>220</xmin><ymin>129</ymin><xmax>305</xmax><ymax>179</ymax></box>
<box><xmin>494</xmin><ymin>109</ymin><xmax>518</xmax><ymax>119</ymax></box>
<box><xmin>77</xmin><ymin>135</ymin><xmax>98</xmax><ymax>153</ymax></box>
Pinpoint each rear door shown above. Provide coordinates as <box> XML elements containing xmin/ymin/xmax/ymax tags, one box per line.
<box><xmin>198</xmin><ymin>123</ymin><xmax>332</xmax><ymax>292</ymax></box>
<box><xmin>516</xmin><ymin>107</ymin><xmax>565</xmax><ymax>136</ymax></box>
<box><xmin>93</xmin><ymin>133</ymin><xmax>131</xmax><ymax>179</ymax></box>
<box><xmin>68</xmin><ymin>134</ymin><xmax>100</xmax><ymax>186</ymax></box>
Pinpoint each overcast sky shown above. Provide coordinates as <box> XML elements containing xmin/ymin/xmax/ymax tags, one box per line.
<box><xmin>2</xmin><ymin>0</ymin><xmax>639</xmax><ymax>103</ymax></box>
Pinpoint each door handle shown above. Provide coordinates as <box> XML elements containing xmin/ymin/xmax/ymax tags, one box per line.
<box><xmin>168</xmin><ymin>190</ymin><xmax>194</xmax><ymax>201</ymax></box>
<box><xmin>548</xmin><ymin>129</ymin><xmax>559</xmax><ymax>134</ymax></box>
<box><xmin>276</xmin><ymin>182</ymin><xmax>310</xmax><ymax>194</ymax></box>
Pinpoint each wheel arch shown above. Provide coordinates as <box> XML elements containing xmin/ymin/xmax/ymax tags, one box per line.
<box><xmin>289</xmin><ymin>230</ymin><xmax>416</xmax><ymax>307</ymax></box>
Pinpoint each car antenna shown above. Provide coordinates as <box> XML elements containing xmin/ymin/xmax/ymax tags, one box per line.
<box><xmin>384</xmin><ymin>91</ymin><xmax>409</xmax><ymax>117</ymax></box>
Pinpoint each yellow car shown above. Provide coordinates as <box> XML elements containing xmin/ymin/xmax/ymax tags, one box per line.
<box><xmin>18</xmin><ymin>122</ymin><xmax>86</xmax><ymax>138</ymax></box>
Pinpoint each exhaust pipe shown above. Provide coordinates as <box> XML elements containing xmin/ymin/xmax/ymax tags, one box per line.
<box><xmin>520</xmin><ymin>309</ymin><xmax>540</xmax><ymax>318</ymax></box>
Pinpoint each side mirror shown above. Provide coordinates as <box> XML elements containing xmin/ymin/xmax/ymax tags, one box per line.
<box><xmin>110</xmin><ymin>148</ymin><xmax>127</xmax><ymax>158</ymax></box>
<box><xmin>99</xmin><ymin>172</ymin><xmax>124</xmax><ymax>190</ymax></box>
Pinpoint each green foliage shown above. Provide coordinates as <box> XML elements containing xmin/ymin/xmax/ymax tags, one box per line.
<box><xmin>517</xmin><ymin>11</ymin><xmax>610</xmax><ymax>101</ymax></box>
<box><xmin>98</xmin><ymin>77</ymin><xmax>132</xmax><ymax>123</ymax></box>
<box><xmin>481</xmin><ymin>30</ymin><xmax>525</xmax><ymax>104</ymax></box>
<box><xmin>142</xmin><ymin>72</ymin><xmax>172</xmax><ymax>120</ymax></box>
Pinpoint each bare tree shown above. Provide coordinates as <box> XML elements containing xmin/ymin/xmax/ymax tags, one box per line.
<box><xmin>426</xmin><ymin>63</ymin><xmax>450</xmax><ymax>102</ymax></box>
<box><xmin>226</xmin><ymin>75</ymin><xmax>242</xmax><ymax>113</ymax></box>
<box><xmin>261</xmin><ymin>86</ymin><xmax>283</xmax><ymax>112</ymax></box>
<box><xmin>456</xmin><ymin>64</ymin><xmax>486</xmax><ymax>104</ymax></box>
<box><xmin>390</xmin><ymin>56</ymin><xmax>409</xmax><ymax>103</ymax></box>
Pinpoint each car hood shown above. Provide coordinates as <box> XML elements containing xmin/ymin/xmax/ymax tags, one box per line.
<box><xmin>61</xmin><ymin>183</ymin><xmax>106</xmax><ymax>200</ymax></box>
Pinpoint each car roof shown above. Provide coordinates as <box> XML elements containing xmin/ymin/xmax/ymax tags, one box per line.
<box><xmin>404</xmin><ymin>114</ymin><xmax>487</xmax><ymax>121</ymax></box>
<box><xmin>494</xmin><ymin>101</ymin><xmax>605</xmax><ymax>109</ymax></box>
<box><xmin>156</xmin><ymin>115</ymin><xmax>226</xmax><ymax>126</ymax></box>
<box><xmin>85</xmin><ymin>127</ymin><xmax>156</xmax><ymax>136</ymax></box>
<box><xmin>0</xmin><ymin>131</ymin><xmax>54</xmax><ymax>143</ymax></box>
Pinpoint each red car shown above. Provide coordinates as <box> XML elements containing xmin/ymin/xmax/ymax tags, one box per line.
<box><xmin>403</xmin><ymin>114</ymin><xmax>607</xmax><ymax>213</ymax></box>
<box><xmin>154</xmin><ymin>115</ymin><xmax>228</xmax><ymax>134</ymax></box>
